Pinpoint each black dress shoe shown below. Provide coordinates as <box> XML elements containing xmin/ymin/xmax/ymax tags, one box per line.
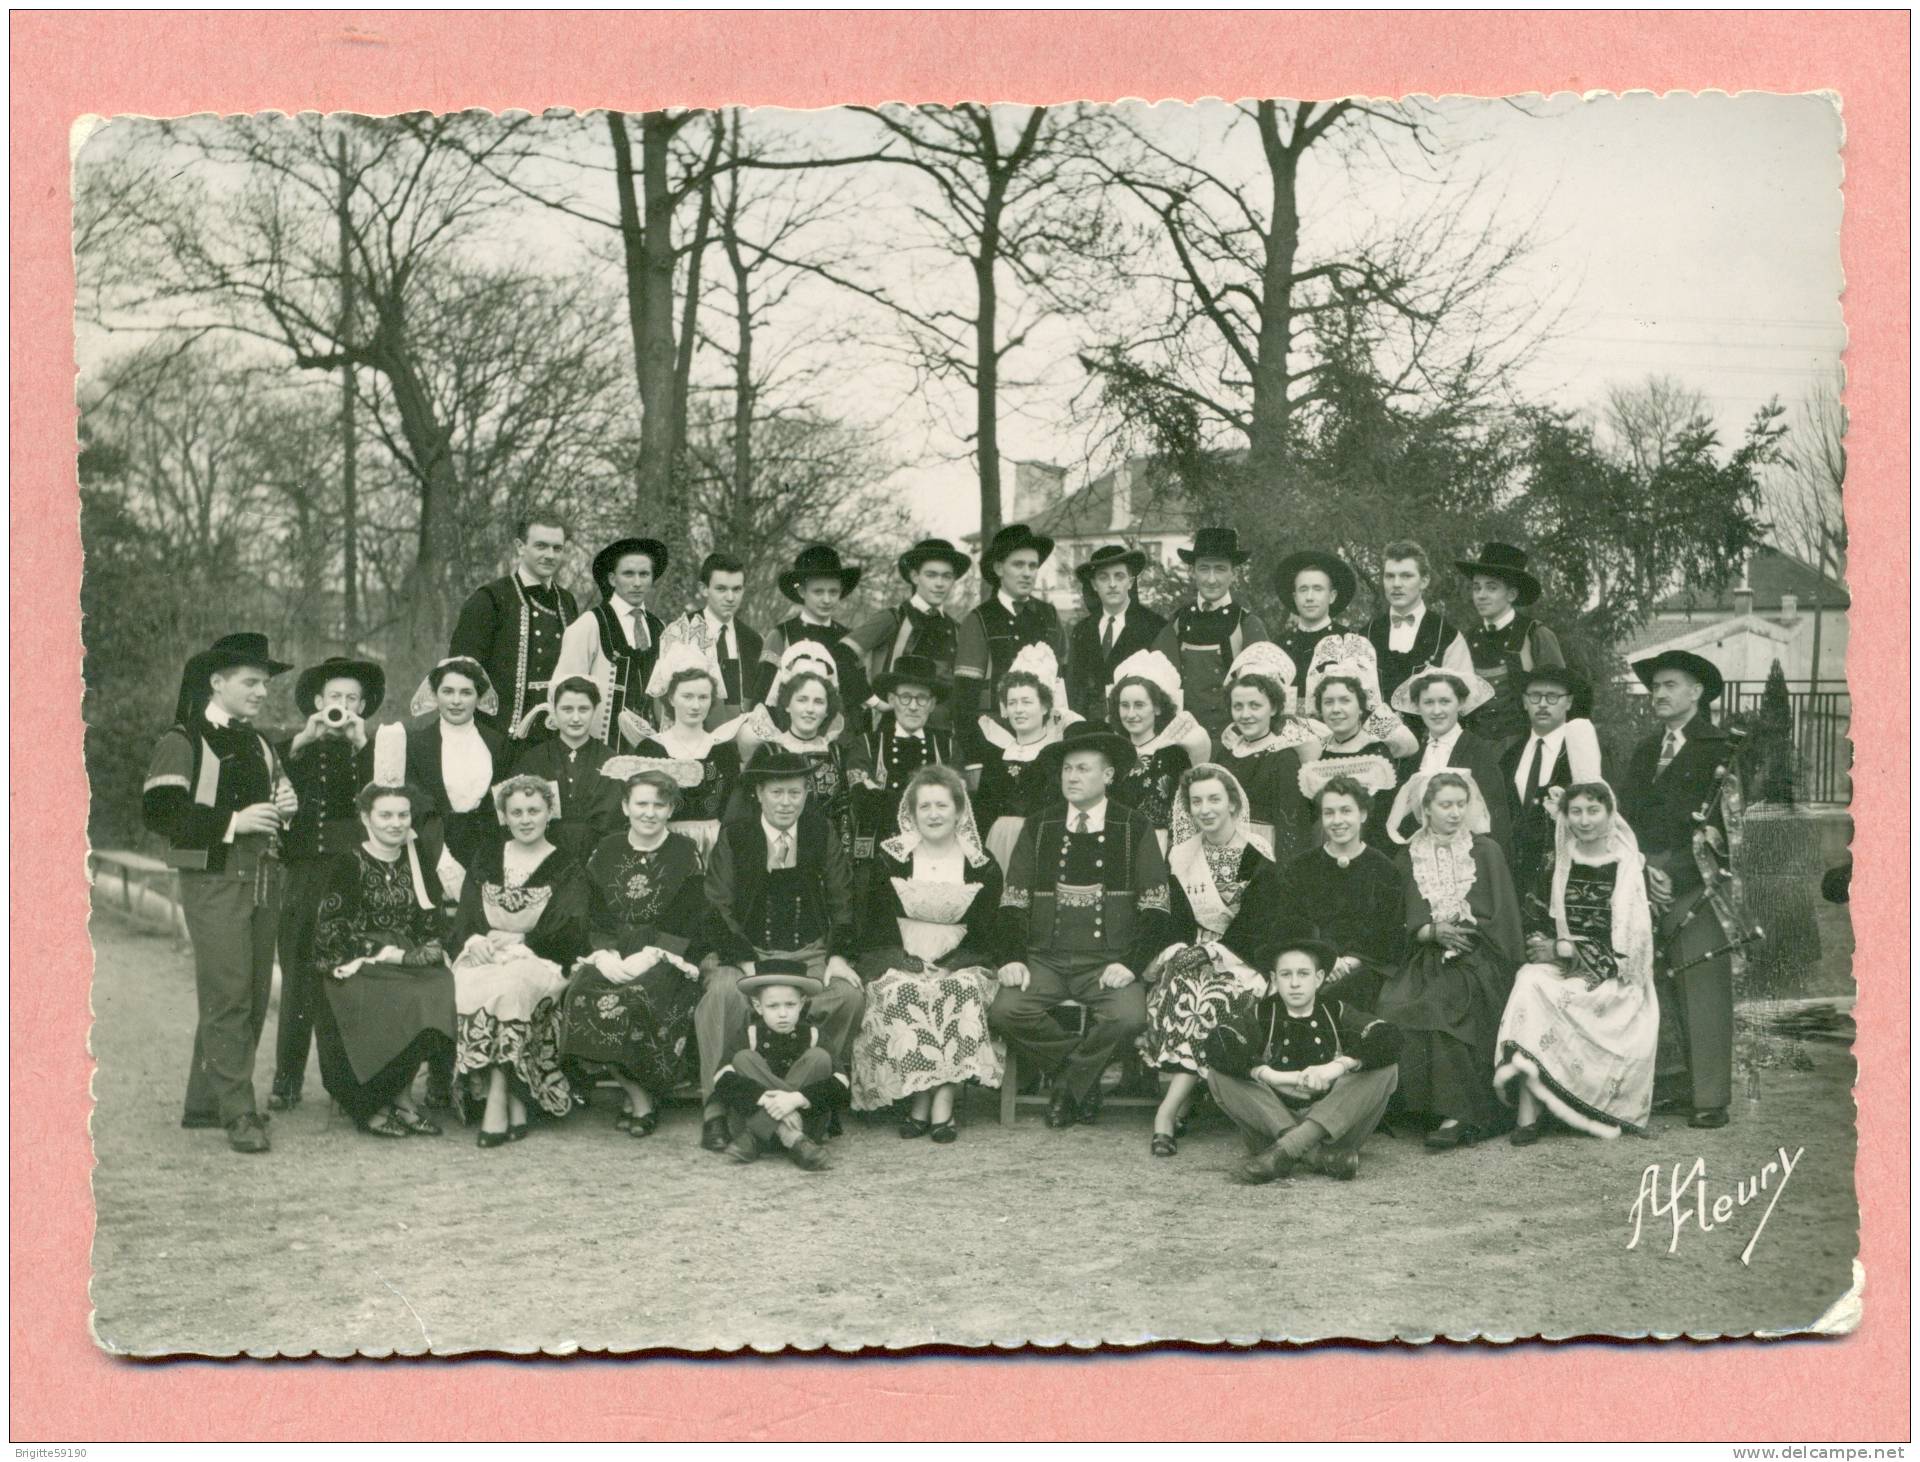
<box><xmin>226</xmin><ymin>1113</ymin><xmax>271</xmax><ymax>1154</ymax></box>
<box><xmin>1044</xmin><ymin>1088</ymin><xmax>1079</xmax><ymax>1128</ymax></box>
<box><xmin>1151</xmin><ymin>1133</ymin><xmax>1178</xmax><ymax>1158</ymax></box>
<box><xmin>476</xmin><ymin>1127</ymin><xmax>511</xmax><ymax>1149</ymax></box>
<box><xmin>1689</xmin><ymin>1107</ymin><xmax>1730</xmax><ymax>1129</ymax></box>
<box><xmin>701</xmin><ymin>1116</ymin><xmax>732</xmax><ymax>1152</ymax></box>
<box><xmin>1509</xmin><ymin>1121</ymin><xmax>1542</xmax><ymax>1147</ymax></box>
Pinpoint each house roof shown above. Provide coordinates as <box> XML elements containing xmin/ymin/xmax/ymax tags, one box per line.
<box><xmin>1620</xmin><ymin>611</ymin><xmax>1794</xmax><ymax>660</ymax></box>
<box><xmin>967</xmin><ymin>458</ymin><xmax>1200</xmax><ymax>546</ymax></box>
<box><xmin>1654</xmin><ymin>545</ymin><xmax>1849</xmax><ymax>615</ymax></box>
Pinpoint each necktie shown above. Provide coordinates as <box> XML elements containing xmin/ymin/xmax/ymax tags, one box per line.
<box><xmin>1392</xmin><ymin>613</ymin><xmax>1415</xmax><ymax>629</ymax></box>
<box><xmin>1520</xmin><ymin>737</ymin><xmax>1543</xmax><ymax>806</ymax></box>
<box><xmin>1483</xmin><ymin>620</ymin><xmax>1501</xmax><ymax>634</ymax></box>
<box><xmin>1101</xmin><ymin>617</ymin><xmax>1117</xmax><ymax>655</ymax></box>
<box><xmin>772</xmin><ymin>831</ymin><xmax>792</xmax><ymax>869</ymax></box>
<box><xmin>1658</xmin><ymin>730</ymin><xmax>1681</xmax><ymax>774</ymax></box>
<box><xmin>1072</xmin><ymin>811</ymin><xmax>1088</xmax><ymax>834</ymax></box>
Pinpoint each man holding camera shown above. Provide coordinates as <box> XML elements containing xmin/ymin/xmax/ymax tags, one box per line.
<box><xmin>142</xmin><ymin>633</ymin><xmax>300</xmax><ymax>1153</ymax></box>
<box><xmin>266</xmin><ymin>654</ymin><xmax>384</xmax><ymax>1113</ymax></box>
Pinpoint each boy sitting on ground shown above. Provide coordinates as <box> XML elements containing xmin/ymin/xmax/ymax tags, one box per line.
<box><xmin>710</xmin><ymin>959</ymin><xmax>850</xmax><ymax>1172</ymax></box>
<box><xmin>1203</xmin><ymin>930</ymin><xmax>1402</xmax><ymax>1184</ymax></box>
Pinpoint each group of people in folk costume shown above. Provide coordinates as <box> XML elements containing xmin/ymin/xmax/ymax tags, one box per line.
<box><xmin>145</xmin><ymin>516</ymin><xmax>1747</xmax><ymax>1184</ymax></box>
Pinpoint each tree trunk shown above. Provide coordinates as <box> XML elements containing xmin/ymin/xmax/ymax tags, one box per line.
<box><xmin>1248</xmin><ymin>102</ymin><xmax>1299</xmax><ymax>494</ymax></box>
<box><xmin>974</xmin><ymin>207</ymin><xmax>1004</xmax><ymax>541</ymax></box>
<box><xmin>372</xmin><ymin>306</ymin><xmax>459</xmax><ymax>674</ymax></box>
<box><xmin>725</xmin><ymin>217</ymin><xmax>755</xmax><ymax>506</ymax></box>
<box><xmin>608</xmin><ymin>112</ymin><xmax>650</xmax><ymax>501</ymax></box>
<box><xmin>336</xmin><ymin>133</ymin><xmax>360</xmax><ymax>648</ymax></box>
<box><xmin>635</xmin><ymin>112</ymin><xmax>683</xmax><ymax>517</ymax></box>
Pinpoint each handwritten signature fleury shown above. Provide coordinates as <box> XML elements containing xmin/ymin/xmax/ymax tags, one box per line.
<box><xmin>1626</xmin><ymin>1146</ymin><xmax>1806</xmax><ymax>1266</ymax></box>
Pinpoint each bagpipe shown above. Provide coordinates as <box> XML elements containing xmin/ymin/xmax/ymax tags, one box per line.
<box><xmin>1662</xmin><ymin>726</ymin><xmax>1766</xmax><ymax>979</ymax></box>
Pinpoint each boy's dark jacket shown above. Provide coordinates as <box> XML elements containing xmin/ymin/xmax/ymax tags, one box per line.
<box><xmin>1204</xmin><ymin>996</ymin><xmax>1402</xmax><ymax>1079</ymax></box>
<box><xmin>711</xmin><ymin>1019</ymin><xmax>851</xmax><ymax>1116</ymax></box>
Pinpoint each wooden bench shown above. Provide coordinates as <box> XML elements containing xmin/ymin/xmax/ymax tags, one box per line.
<box><xmin>998</xmin><ymin>999</ymin><xmax>1162</xmax><ymax>1125</ymax></box>
<box><xmin>88</xmin><ymin>849</ymin><xmax>188</xmax><ymax>947</ymax></box>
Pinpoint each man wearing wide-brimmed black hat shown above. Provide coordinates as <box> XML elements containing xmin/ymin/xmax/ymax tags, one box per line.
<box><xmin>846</xmin><ymin>653</ymin><xmax>957</xmax><ymax>865</ymax></box>
<box><xmin>1273</xmin><ymin>548</ymin><xmax>1359</xmax><ymax>677</ymax></box>
<box><xmin>1455</xmin><ymin>542</ymin><xmax>1567</xmax><ymax>744</ymax></box>
<box><xmin>1621</xmin><ymin>648</ymin><xmax>1738</xmax><ymax>1130</ymax></box>
<box><xmin>267</xmin><ymin>652</ymin><xmax>386</xmax><ymax>1112</ymax></box>
<box><xmin>696</xmin><ymin>745</ymin><xmax>865</xmax><ymax>1152</ymax></box>
<box><xmin>1065</xmin><ymin>543</ymin><xmax>1167</xmax><ymax>718</ymax></box>
<box><xmin>759</xmin><ymin>543</ymin><xmax>873</xmax><ymax>721</ymax></box>
<box><xmin>1151</xmin><ymin>527</ymin><xmax>1273</xmax><ymax>738</ymax></box>
<box><xmin>846</xmin><ymin>537</ymin><xmax>971</xmax><ymax>733</ymax></box>
<box><xmin>449</xmin><ymin>514</ymin><xmax>580</xmax><ymax>740</ymax></box>
<box><xmin>1498</xmin><ymin>663</ymin><xmax>1603</xmax><ymax>909</ymax></box>
<box><xmin>142</xmin><ymin>632</ymin><xmax>300</xmax><ymax>1153</ymax></box>
<box><xmin>551</xmin><ymin>536</ymin><xmax>670</xmax><ymax>751</ymax></box>
<box><xmin>952</xmin><ymin>523</ymin><xmax>1066</xmax><ymax>739</ymax></box>
<box><xmin>988</xmin><ymin>721</ymin><xmax>1172</xmax><ymax>1128</ymax></box>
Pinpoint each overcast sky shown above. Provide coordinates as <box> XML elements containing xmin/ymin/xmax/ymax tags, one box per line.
<box><xmin>77</xmin><ymin>91</ymin><xmax>1844</xmax><ymax>543</ymax></box>
<box><xmin>890</xmin><ymin>90</ymin><xmax>1845</xmax><ymax>538</ymax></box>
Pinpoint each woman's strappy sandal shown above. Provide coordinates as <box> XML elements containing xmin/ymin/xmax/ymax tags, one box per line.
<box><xmin>392</xmin><ymin>1106</ymin><xmax>442</xmax><ymax>1137</ymax></box>
<box><xmin>361</xmin><ymin>1108</ymin><xmax>412</xmax><ymax>1140</ymax></box>
<box><xmin>1151</xmin><ymin>1132</ymin><xmax>1178</xmax><ymax>1157</ymax></box>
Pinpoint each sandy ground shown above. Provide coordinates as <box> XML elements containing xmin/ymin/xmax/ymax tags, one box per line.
<box><xmin>89</xmin><ymin>904</ymin><xmax>1859</xmax><ymax>1357</ymax></box>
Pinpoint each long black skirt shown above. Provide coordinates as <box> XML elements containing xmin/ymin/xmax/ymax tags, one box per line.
<box><xmin>315</xmin><ymin>964</ymin><xmax>457</xmax><ymax>1125</ymax></box>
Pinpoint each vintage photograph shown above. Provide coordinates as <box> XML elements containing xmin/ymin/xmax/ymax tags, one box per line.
<box><xmin>75</xmin><ymin>92</ymin><xmax>1853</xmax><ymax>1355</ymax></box>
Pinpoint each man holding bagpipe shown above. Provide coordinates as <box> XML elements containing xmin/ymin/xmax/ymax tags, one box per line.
<box><xmin>1620</xmin><ymin>650</ymin><xmax>1762</xmax><ymax>1130</ymax></box>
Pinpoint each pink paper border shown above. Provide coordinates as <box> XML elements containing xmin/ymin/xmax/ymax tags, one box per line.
<box><xmin>12</xmin><ymin>10</ymin><xmax>1908</xmax><ymax>1441</ymax></box>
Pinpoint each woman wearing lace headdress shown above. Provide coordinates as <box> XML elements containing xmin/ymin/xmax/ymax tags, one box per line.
<box><xmin>1137</xmin><ymin>761</ymin><xmax>1287</xmax><ymax>1156</ymax></box>
<box><xmin>1493</xmin><ymin>781</ymin><xmax>1659</xmax><ymax>1143</ymax></box>
<box><xmin>850</xmin><ymin>764</ymin><xmax>1006</xmax><ymax>1142</ymax></box>
<box><xmin>1104</xmin><ymin>649</ymin><xmax>1214</xmax><ymax>852</ymax></box>
<box><xmin>968</xmin><ymin>641</ymin><xmax>1079</xmax><ymax>871</ymax></box>
<box><xmin>1215</xmin><ymin>639</ymin><xmax>1325</xmax><ymax>864</ymax></box>
<box><xmin>448</xmin><ymin>773</ymin><xmax>589</xmax><ymax>1144</ymax></box>
<box><xmin>1373</xmin><ymin>768</ymin><xmax>1524</xmax><ymax>1149</ymax></box>
<box><xmin>730</xmin><ymin>639</ymin><xmax>870</xmax><ymax>859</ymax></box>
<box><xmin>1296</xmin><ymin>639</ymin><xmax>1409</xmax><ymax>851</ymax></box>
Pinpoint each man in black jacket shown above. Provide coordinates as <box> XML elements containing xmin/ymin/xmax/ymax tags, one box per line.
<box><xmin>989</xmin><ymin>724</ymin><xmax>1171</xmax><ymax>1127</ymax></box>
<box><xmin>696</xmin><ymin>748</ymin><xmax>865</xmax><ymax>1151</ymax></box>
<box><xmin>142</xmin><ymin>633</ymin><xmax>299</xmax><ymax>1153</ymax></box>
<box><xmin>1619</xmin><ymin>649</ymin><xmax>1738</xmax><ymax>1129</ymax></box>
<box><xmin>448</xmin><ymin>515</ymin><xmax>579</xmax><ymax>741</ymax></box>
<box><xmin>1064</xmin><ymin>543</ymin><xmax>1166</xmax><ymax>719</ymax></box>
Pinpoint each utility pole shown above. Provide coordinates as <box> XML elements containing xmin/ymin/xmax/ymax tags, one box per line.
<box><xmin>337</xmin><ymin>131</ymin><xmax>360</xmax><ymax>649</ymax></box>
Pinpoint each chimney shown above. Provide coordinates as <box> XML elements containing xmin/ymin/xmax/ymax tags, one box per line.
<box><xmin>1110</xmin><ymin>461</ymin><xmax>1133</xmax><ymax>531</ymax></box>
<box><xmin>1011</xmin><ymin>461</ymin><xmax>1066</xmax><ymax>523</ymax></box>
<box><xmin>1779</xmin><ymin>592</ymin><xmax>1798</xmax><ymax>622</ymax></box>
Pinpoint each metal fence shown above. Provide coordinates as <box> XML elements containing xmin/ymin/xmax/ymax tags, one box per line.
<box><xmin>1719</xmin><ymin>679</ymin><xmax>1852</xmax><ymax>806</ymax></box>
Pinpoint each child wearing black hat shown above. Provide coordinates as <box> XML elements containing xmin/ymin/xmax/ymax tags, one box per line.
<box><xmin>1203</xmin><ymin>929</ymin><xmax>1402</xmax><ymax>1184</ymax></box>
<box><xmin>710</xmin><ymin>960</ymin><xmax>847</xmax><ymax>1170</ymax></box>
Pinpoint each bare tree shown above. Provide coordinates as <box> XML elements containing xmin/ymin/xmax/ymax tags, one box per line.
<box><xmin>829</xmin><ymin>103</ymin><xmax>1120</xmax><ymax>539</ymax></box>
<box><xmin>76</xmin><ymin>111</ymin><xmax>538</xmax><ymax>665</ymax></box>
<box><xmin>1082</xmin><ymin>99</ymin><xmax>1552</xmax><ymax>525</ymax></box>
<box><xmin>1767</xmin><ymin>368</ymin><xmax>1847</xmax><ymax>690</ymax></box>
<box><xmin>1602</xmin><ymin>374</ymin><xmax>1712</xmax><ymax>476</ymax></box>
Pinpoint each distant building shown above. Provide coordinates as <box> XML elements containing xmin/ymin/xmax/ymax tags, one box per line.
<box><xmin>1619</xmin><ymin>545</ymin><xmax>1849</xmax><ymax>689</ymax></box>
<box><xmin>969</xmin><ymin>458</ymin><xmax>1200</xmax><ymax>615</ymax></box>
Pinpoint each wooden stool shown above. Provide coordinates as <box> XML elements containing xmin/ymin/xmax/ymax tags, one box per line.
<box><xmin>998</xmin><ymin>999</ymin><xmax>1162</xmax><ymax>1125</ymax></box>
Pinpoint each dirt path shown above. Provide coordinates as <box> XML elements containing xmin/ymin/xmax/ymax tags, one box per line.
<box><xmin>88</xmin><ymin>910</ymin><xmax>1859</xmax><ymax>1357</ymax></box>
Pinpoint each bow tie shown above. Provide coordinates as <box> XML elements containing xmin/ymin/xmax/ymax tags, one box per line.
<box><xmin>892</xmin><ymin>728</ymin><xmax>925</xmax><ymax>741</ymax></box>
<box><xmin>1391</xmin><ymin>613</ymin><xmax>1416</xmax><ymax>628</ymax></box>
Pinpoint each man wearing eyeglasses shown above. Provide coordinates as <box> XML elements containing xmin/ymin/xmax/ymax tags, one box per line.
<box><xmin>846</xmin><ymin>655</ymin><xmax>956</xmax><ymax>867</ymax></box>
<box><xmin>1499</xmin><ymin>665</ymin><xmax>1603</xmax><ymax>908</ymax></box>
